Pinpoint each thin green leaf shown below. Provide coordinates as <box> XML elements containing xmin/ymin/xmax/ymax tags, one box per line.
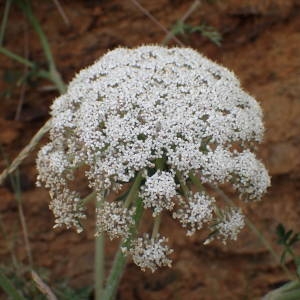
<box><xmin>289</xmin><ymin>233</ymin><xmax>300</xmax><ymax>246</ymax></box>
<box><xmin>280</xmin><ymin>250</ymin><xmax>287</xmax><ymax>265</ymax></box>
<box><xmin>285</xmin><ymin>230</ymin><xmax>294</xmax><ymax>242</ymax></box>
<box><xmin>0</xmin><ymin>270</ymin><xmax>25</xmax><ymax>300</ymax></box>
<box><xmin>276</xmin><ymin>224</ymin><xmax>286</xmax><ymax>239</ymax></box>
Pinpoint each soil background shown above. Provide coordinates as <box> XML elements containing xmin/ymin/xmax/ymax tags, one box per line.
<box><xmin>0</xmin><ymin>0</ymin><xmax>300</xmax><ymax>299</ymax></box>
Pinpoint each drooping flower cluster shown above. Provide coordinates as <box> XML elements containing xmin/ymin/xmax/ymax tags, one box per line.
<box><xmin>37</xmin><ymin>45</ymin><xmax>270</xmax><ymax>272</ymax></box>
<box><xmin>140</xmin><ymin>170</ymin><xmax>178</xmax><ymax>216</ymax></box>
<box><xmin>95</xmin><ymin>200</ymin><xmax>135</xmax><ymax>240</ymax></box>
<box><xmin>123</xmin><ymin>234</ymin><xmax>173</xmax><ymax>272</ymax></box>
<box><xmin>215</xmin><ymin>208</ymin><xmax>245</xmax><ymax>242</ymax></box>
<box><xmin>173</xmin><ymin>192</ymin><xmax>215</xmax><ymax>236</ymax></box>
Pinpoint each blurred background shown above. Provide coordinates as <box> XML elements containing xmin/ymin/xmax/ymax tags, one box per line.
<box><xmin>0</xmin><ymin>0</ymin><xmax>299</xmax><ymax>299</ymax></box>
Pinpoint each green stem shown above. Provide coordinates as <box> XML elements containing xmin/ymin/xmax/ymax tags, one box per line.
<box><xmin>95</xmin><ymin>190</ymin><xmax>106</xmax><ymax>300</ymax></box>
<box><xmin>263</xmin><ymin>280</ymin><xmax>300</xmax><ymax>300</ymax></box>
<box><xmin>123</xmin><ymin>171</ymin><xmax>144</xmax><ymax>208</ymax></box>
<box><xmin>189</xmin><ymin>172</ymin><xmax>204</xmax><ymax>191</ymax></box>
<box><xmin>16</xmin><ymin>0</ymin><xmax>66</xmax><ymax>93</ymax></box>
<box><xmin>176</xmin><ymin>171</ymin><xmax>189</xmax><ymax>198</ymax></box>
<box><xmin>161</xmin><ymin>0</ymin><xmax>200</xmax><ymax>45</ymax></box>
<box><xmin>95</xmin><ymin>233</ymin><xmax>104</xmax><ymax>300</ymax></box>
<box><xmin>209</xmin><ymin>184</ymin><xmax>295</xmax><ymax>281</ymax></box>
<box><xmin>189</xmin><ymin>174</ymin><xmax>295</xmax><ymax>280</ymax></box>
<box><xmin>102</xmin><ymin>174</ymin><xmax>144</xmax><ymax>300</ymax></box>
<box><xmin>151</xmin><ymin>214</ymin><xmax>161</xmax><ymax>239</ymax></box>
<box><xmin>103</xmin><ymin>200</ymin><xmax>144</xmax><ymax>300</ymax></box>
<box><xmin>0</xmin><ymin>46</ymin><xmax>62</xmax><ymax>91</ymax></box>
<box><xmin>102</xmin><ymin>249</ymin><xmax>126</xmax><ymax>300</ymax></box>
<box><xmin>0</xmin><ymin>0</ymin><xmax>12</xmax><ymax>45</ymax></box>
<box><xmin>155</xmin><ymin>157</ymin><xmax>165</xmax><ymax>170</ymax></box>
<box><xmin>0</xmin><ymin>46</ymin><xmax>34</xmax><ymax>68</ymax></box>
<box><xmin>82</xmin><ymin>191</ymin><xmax>96</xmax><ymax>205</ymax></box>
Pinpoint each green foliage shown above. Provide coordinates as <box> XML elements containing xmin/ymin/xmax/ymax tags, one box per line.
<box><xmin>263</xmin><ymin>280</ymin><xmax>300</xmax><ymax>300</ymax></box>
<box><xmin>0</xmin><ymin>266</ymin><xmax>45</xmax><ymax>300</ymax></box>
<box><xmin>171</xmin><ymin>20</ymin><xmax>222</xmax><ymax>46</ymax></box>
<box><xmin>263</xmin><ymin>225</ymin><xmax>300</xmax><ymax>299</ymax></box>
<box><xmin>1</xmin><ymin>67</ymin><xmax>41</xmax><ymax>99</ymax></box>
<box><xmin>55</xmin><ymin>283</ymin><xmax>93</xmax><ymax>300</ymax></box>
<box><xmin>1</xmin><ymin>265</ymin><xmax>93</xmax><ymax>300</ymax></box>
<box><xmin>0</xmin><ymin>268</ymin><xmax>25</xmax><ymax>300</ymax></box>
<box><xmin>276</xmin><ymin>223</ymin><xmax>300</xmax><ymax>276</ymax></box>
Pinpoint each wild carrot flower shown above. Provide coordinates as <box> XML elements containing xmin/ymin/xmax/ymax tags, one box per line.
<box><xmin>37</xmin><ymin>45</ymin><xmax>270</xmax><ymax>272</ymax></box>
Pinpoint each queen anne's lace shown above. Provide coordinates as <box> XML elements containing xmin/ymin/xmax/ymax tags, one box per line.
<box><xmin>37</xmin><ymin>45</ymin><xmax>270</xmax><ymax>271</ymax></box>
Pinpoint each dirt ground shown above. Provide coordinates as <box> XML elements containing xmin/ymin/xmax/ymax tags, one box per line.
<box><xmin>0</xmin><ymin>0</ymin><xmax>300</xmax><ymax>299</ymax></box>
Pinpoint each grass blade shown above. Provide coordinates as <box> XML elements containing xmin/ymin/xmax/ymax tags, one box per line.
<box><xmin>0</xmin><ymin>270</ymin><xmax>25</xmax><ymax>300</ymax></box>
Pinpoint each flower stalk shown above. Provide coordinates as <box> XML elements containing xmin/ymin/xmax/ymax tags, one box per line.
<box><xmin>95</xmin><ymin>191</ymin><xmax>106</xmax><ymax>300</ymax></box>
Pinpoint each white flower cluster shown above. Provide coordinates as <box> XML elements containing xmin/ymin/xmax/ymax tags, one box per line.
<box><xmin>37</xmin><ymin>45</ymin><xmax>270</xmax><ymax>271</ymax></box>
<box><xmin>140</xmin><ymin>171</ymin><xmax>178</xmax><ymax>216</ymax></box>
<box><xmin>96</xmin><ymin>201</ymin><xmax>135</xmax><ymax>240</ymax></box>
<box><xmin>123</xmin><ymin>234</ymin><xmax>173</xmax><ymax>272</ymax></box>
<box><xmin>173</xmin><ymin>192</ymin><xmax>215</xmax><ymax>236</ymax></box>
<box><xmin>215</xmin><ymin>208</ymin><xmax>245</xmax><ymax>243</ymax></box>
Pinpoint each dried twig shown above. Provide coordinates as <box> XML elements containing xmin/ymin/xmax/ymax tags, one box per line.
<box><xmin>130</xmin><ymin>0</ymin><xmax>184</xmax><ymax>46</ymax></box>
<box><xmin>31</xmin><ymin>270</ymin><xmax>57</xmax><ymax>300</ymax></box>
<box><xmin>52</xmin><ymin>0</ymin><xmax>70</xmax><ymax>26</ymax></box>
<box><xmin>0</xmin><ymin>119</ymin><xmax>52</xmax><ymax>185</ymax></box>
<box><xmin>162</xmin><ymin>0</ymin><xmax>201</xmax><ymax>45</ymax></box>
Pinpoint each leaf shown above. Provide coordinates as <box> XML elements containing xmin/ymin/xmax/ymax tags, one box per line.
<box><xmin>289</xmin><ymin>233</ymin><xmax>300</xmax><ymax>246</ymax></box>
<box><xmin>3</xmin><ymin>69</ymin><xmax>22</xmax><ymax>84</ymax></box>
<box><xmin>280</xmin><ymin>250</ymin><xmax>287</xmax><ymax>265</ymax></box>
<box><xmin>297</xmin><ymin>265</ymin><xmax>300</xmax><ymax>278</ymax></box>
<box><xmin>263</xmin><ymin>281</ymin><xmax>300</xmax><ymax>300</ymax></box>
<box><xmin>276</xmin><ymin>224</ymin><xmax>286</xmax><ymax>238</ymax></box>
<box><xmin>285</xmin><ymin>230</ymin><xmax>293</xmax><ymax>242</ymax></box>
<box><xmin>276</xmin><ymin>224</ymin><xmax>287</xmax><ymax>244</ymax></box>
<box><xmin>0</xmin><ymin>270</ymin><xmax>25</xmax><ymax>300</ymax></box>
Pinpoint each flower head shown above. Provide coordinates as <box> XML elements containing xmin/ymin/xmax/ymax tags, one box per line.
<box><xmin>37</xmin><ymin>45</ymin><xmax>270</xmax><ymax>271</ymax></box>
<box><xmin>96</xmin><ymin>201</ymin><xmax>135</xmax><ymax>240</ymax></box>
<box><xmin>123</xmin><ymin>234</ymin><xmax>173</xmax><ymax>272</ymax></box>
<box><xmin>173</xmin><ymin>192</ymin><xmax>215</xmax><ymax>236</ymax></box>
<box><xmin>215</xmin><ymin>208</ymin><xmax>245</xmax><ymax>243</ymax></box>
<box><xmin>140</xmin><ymin>170</ymin><xmax>178</xmax><ymax>216</ymax></box>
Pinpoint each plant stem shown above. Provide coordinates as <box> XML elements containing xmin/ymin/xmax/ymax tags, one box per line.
<box><xmin>102</xmin><ymin>200</ymin><xmax>144</xmax><ymax>300</ymax></box>
<box><xmin>176</xmin><ymin>171</ymin><xmax>189</xmax><ymax>198</ymax></box>
<box><xmin>189</xmin><ymin>174</ymin><xmax>295</xmax><ymax>280</ymax></box>
<box><xmin>263</xmin><ymin>280</ymin><xmax>300</xmax><ymax>300</ymax></box>
<box><xmin>95</xmin><ymin>232</ymin><xmax>104</xmax><ymax>300</ymax></box>
<box><xmin>0</xmin><ymin>145</ymin><xmax>33</xmax><ymax>267</ymax></box>
<box><xmin>124</xmin><ymin>171</ymin><xmax>144</xmax><ymax>208</ymax></box>
<box><xmin>31</xmin><ymin>270</ymin><xmax>57</xmax><ymax>300</ymax></box>
<box><xmin>0</xmin><ymin>119</ymin><xmax>52</xmax><ymax>185</ymax></box>
<box><xmin>189</xmin><ymin>172</ymin><xmax>204</xmax><ymax>191</ymax></box>
<box><xmin>130</xmin><ymin>0</ymin><xmax>184</xmax><ymax>46</ymax></box>
<box><xmin>16</xmin><ymin>0</ymin><xmax>66</xmax><ymax>93</ymax></box>
<box><xmin>95</xmin><ymin>190</ymin><xmax>106</xmax><ymax>300</ymax></box>
<box><xmin>209</xmin><ymin>183</ymin><xmax>295</xmax><ymax>281</ymax></box>
<box><xmin>82</xmin><ymin>191</ymin><xmax>96</xmax><ymax>205</ymax></box>
<box><xmin>102</xmin><ymin>174</ymin><xmax>144</xmax><ymax>300</ymax></box>
<box><xmin>151</xmin><ymin>214</ymin><xmax>161</xmax><ymax>239</ymax></box>
<box><xmin>102</xmin><ymin>248</ymin><xmax>126</xmax><ymax>300</ymax></box>
<box><xmin>0</xmin><ymin>0</ymin><xmax>12</xmax><ymax>45</ymax></box>
<box><xmin>162</xmin><ymin>0</ymin><xmax>201</xmax><ymax>45</ymax></box>
<box><xmin>0</xmin><ymin>46</ymin><xmax>34</xmax><ymax>68</ymax></box>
